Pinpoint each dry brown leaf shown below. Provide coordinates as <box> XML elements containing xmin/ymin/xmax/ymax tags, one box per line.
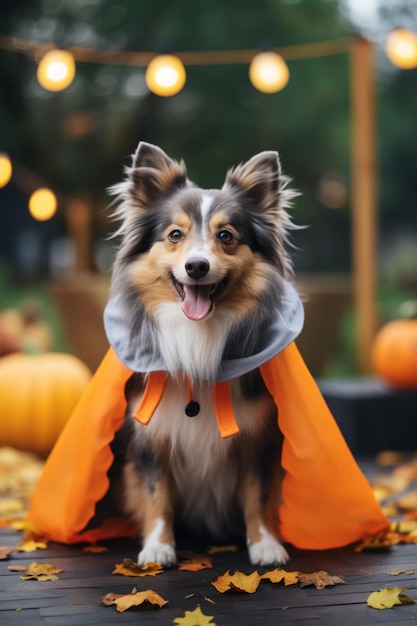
<box><xmin>8</xmin><ymin>564</ymin><xmax>27</xmax><ymax>572</ymax></box>
<box><xmin>113</xmin><ymin>559</ymin><xmax>163</xmax><ymax>577</ymax></box>
<box><xmin>173</xmin><ymin>604</ymin><xmax>216</xmax><ymax>625</ymax></box>
<box><xmin>19</xmin><ymin>562</ymin><xmax>63</xmax><ymax>581</ymax></box>
<box><xmin>178</xmin><ymin>550</ymin><xmax>213</xmax><ymax>572</ymax></box>
<box><xmin>101</xmin><ymin>587</ymin><xmax>168</xmax><ymax>612</ymax></box>
<box><xmin>388</xmin><ymin>569</ymin><xmax>415</xmax><ymax>576</ymax></box>
<box><xmin>367</xmin><ymin>586</ymin><xmax>415</xmax><ymax>609</ymax></box>
<box><xmin>396</xmin><ymin>490</ymin><xmax>417</xmax><ymax>510</ymax></box>
<box><xmin>206</xmin><ymin>545</ymin><xmax>238</xmax><ymax>554</ymax></box>
<box><xmin>298</xmin><ymin>570</ymin><xmax>345</xmax><ymax>590</ymax></box>
<box><xmin>212</xmin><ymin>570</ymin><xmax>261</xmax><ymax>594</ymax></box>
<box><xmin>0</xmin><ymin>546</ymin><xmax>15</xmax><ymax>560</ymax></box>
<box><xmin>261</xmin><ymin>567</ymin><xmax>299</xmax><ymax>586</ymax></box>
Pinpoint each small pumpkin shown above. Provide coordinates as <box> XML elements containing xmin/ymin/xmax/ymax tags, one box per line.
<box><xmin>371</xmin><ymin>318</ymin><xmax>417</xmax><ymax>389</ymax></box>
<box><xmin>0</xmin><ymin>352</ymin><xmax>91</xmax><ymax>456</ymax></box>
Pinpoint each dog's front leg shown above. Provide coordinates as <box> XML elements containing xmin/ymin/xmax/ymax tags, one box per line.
<box><xmin>240</xmin><ymin>473</ymin><xmax>289</xmax><ymax>566</ymax></box>
<box><xmin>124</xmin><ymin>460</ymin><xmax>176</xmax><ymax>567</ymax></box>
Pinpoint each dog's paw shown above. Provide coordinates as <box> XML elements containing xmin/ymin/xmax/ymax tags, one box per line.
<box><xmin>138</xmin><ymin>543</ymin><xmax>177</xmax><ymax>568</ymax></box>
<box><xmin>248</xmin><ymin>527</ymin><xmax>289</xmax><ymax>566</ymax></box>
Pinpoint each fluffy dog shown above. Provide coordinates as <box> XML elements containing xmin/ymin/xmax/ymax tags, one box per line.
<box><xmin>104</xmin><ymin>141</ymin><xmax>299</xmax><ymax>567</ymax></box>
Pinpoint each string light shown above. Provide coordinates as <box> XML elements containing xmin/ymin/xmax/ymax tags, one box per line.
<box><xmin>37</xmin><ymin>49</ymin><xmax>76</xmax><ymax>91</ymax></box>
<box><xmin>249</xmin><ymin>51</ymin><xmax>289</xmax><ymax>93</ymax></box>
<box><xmin>145</xmin><ymin>54</ymin><xmax>186</xmax><ymax>96</ymax></box>
<box><xmin>0</xmin><ymin>154</ymin><xmax>12</xmax><ymax>188</ymax></box>
<box><xmin>28</xmin><ymin>188</ymin><xmax>57</xmax><ymax>221</ymax></box>
<box><xmin>385</xmin><ymin>28</ymin><xmax>417</xmax><ymax>69</ymax></box>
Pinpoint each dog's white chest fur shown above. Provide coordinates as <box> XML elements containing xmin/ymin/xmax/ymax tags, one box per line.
<box><xmin>132</xmin><ymin>375</ymin><xmax>273</xmax><ymax>536</ymax></box>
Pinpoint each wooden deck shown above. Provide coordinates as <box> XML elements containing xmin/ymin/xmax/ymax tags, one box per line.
<box><xmin>1</xmin><ymin>456</ymin><xmax>417</xmax><ymax>625</ymax></box>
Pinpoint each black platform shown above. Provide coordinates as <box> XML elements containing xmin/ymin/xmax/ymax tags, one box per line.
<box><xmin>320</xmin><ymin>378</ymin><xmax>417</xmax><ymax>455</ymax></box>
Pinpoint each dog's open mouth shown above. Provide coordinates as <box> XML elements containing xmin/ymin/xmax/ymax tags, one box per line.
<box><xmin>171</xmin><ymin>276</ymin><xmax>228</xmax><ymax>321</ymax></box>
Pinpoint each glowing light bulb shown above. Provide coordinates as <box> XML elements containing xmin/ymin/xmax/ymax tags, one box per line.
<box><xmin>386</xmin><ymin>28</ymin><xmax>417</xmax><ymax>69</ymax></box>
<box><xmin>249</xmin><ymin>52</ymin><xmax>289</xmax><ymax>93</ymax></box>
<box><xmin>29</xmin><ymin>188</ymin><xmax>57</xmax><ymax>221</ymax></box>
<box><xmin>145</xmin><ymin>54</ymin><xmax>186</xmax><ymax>97</ymax></box>
<box><xmin>0</xmin><ymin>154</ymin><xmax>12</xmax><ymax>188</ymax></box>
<box><xmin>37</xmin><ymin>49</ymin><xmax>76</xmax><ymax>91</ymax></box>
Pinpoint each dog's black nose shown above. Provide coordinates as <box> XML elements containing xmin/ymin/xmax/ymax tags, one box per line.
<box><xmin>185</xmin><ymin>257</ymin><xmax>210</xmax><ymax>280</ymax></box>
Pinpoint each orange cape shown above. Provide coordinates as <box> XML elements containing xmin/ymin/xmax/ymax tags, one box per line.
<box><xmin>28</xmin><ymin>343</ymin><xmax>389</xmax><ymax>548</ymax></box>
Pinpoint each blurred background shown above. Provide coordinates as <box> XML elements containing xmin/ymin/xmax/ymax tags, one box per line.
<box><xmin>0</xmin><ymin>0</ymin><xmax>416</xmax><ymax>378</ymax></box>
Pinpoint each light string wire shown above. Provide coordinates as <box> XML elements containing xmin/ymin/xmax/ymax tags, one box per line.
<box><xmin>0</xmin><ymin>34</ymin><xmax>352</xmax><ymax>66</ymax></box>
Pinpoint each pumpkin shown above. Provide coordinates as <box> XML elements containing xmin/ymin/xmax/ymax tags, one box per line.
<box><xmin>0</xmin><ymin>352</ymin><xmax>91</xmax><ymax>456</ymax></box>
<box><xmin>371</xmin><ymin>319</ymin><xmax>417</xmax><ymax>389</ymax></box>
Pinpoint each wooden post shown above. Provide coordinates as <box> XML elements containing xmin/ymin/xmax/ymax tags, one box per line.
<box><xmin>350</xmin><ymin>37</ymin><xmax>377</xmax><ymax>374</ymax></box>
<box><xmin>65</xmin><ymin>198</ymin><xmax>92</xmax><ymax>273</ymax></box>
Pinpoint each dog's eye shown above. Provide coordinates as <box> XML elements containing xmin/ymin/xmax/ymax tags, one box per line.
<box><xmin>168</xmin><ymin>229</ymin><xmax>183</xmax><ymax>243</ymax></box>
<box><xmin>217</xmin><ymin>229</ymin><xmax>234</xmax><ymax>245</ymax></box>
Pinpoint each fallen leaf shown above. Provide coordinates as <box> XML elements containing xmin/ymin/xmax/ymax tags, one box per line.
<box><xmin>19</xmin><ymin>562</ymin><xmax>63</xmax><ymax>581</ymax></box>
<box><xmin>207</xmin><ymin>545</ymin><xmax>238</xmax><ymax>554</ymax></box>
<box><xmin>298</xmin><ymin>570</ymin><xmax>345</xmax><ymax>590</ymax></box>
<box><xmin>113</xmin><ymin>559</ymin><xmax>163</xmax><ymax>577</ymax></box>
<box><xmin>396</xmin><ymin>490</ymin><xmax>417</xmax><ymax>511</ymax></box>
<box><xmin>261</xmin><ymin>567</ymin><xmax>299</xmax><ymax>586</ymax></box>
<box><xmin>0</xmin><ymin>546</ymin><xmax>15</xmax><ymax>559</ymax></box>
<box><xmin>212</xmin><ymin>570</ymin><xmax>261</xmax><ymax>594</ymax></box>
<box><xmin>8</xmin><ymin>564</ymin><xmax>27</xmax><ymax>572</ymax></box>
<box><xmin>178</xmin><ymin>550</ymin><xmax>213</xmax><ymax>572</ymax></box>
<box><xmin>83</xmin><ymin>545</ymin><xmax>108</xmax><ymax>553</ymax></box>
<box><xmin>388</xmin><ymin>569</ymin><xmax>415</xmax><ymax>576</ymax></box>
<box><xmin>173</xmin><ymin>604</ymin><xmax>216</xmax><ymax>625</ymax></box>
<box><xmin>367</xmin><ymin>587</ymin><xmax>415</xmax><ymax>609</ymax></box>
<box><xmin>101</xmin><ymin>587</ymin><xmax>168</xmax><ymax>612</ymax></box>
<box><xmin>355</xmin><ymin>532</ymin><xmax>393</xmax><ymax>552</ymax></box>
<box><xmin>16</xmin><ymin>539</ymin><xmax>48</xmax><ymax>553</ymax></box>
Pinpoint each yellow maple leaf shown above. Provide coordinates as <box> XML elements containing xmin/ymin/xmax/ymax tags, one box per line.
<box><xmin>173</xmin><ymin>604</ymin><xmax>216</xmax><ymax>625</ymax></box>
<box><xmin>112</xmin><ymin>559</ymin><xmax>163</xmax><ymax>577</ymax></box>
<box><xmin>101</xmin><ymin>587</ymin><xmax>168</xmax><ymax>612</ymax></box>
<box><xmin>16</xmin><ymin>539</ymin><xmax>48</xmax><ymax>552</ymax></box>
<box><xmin>212</xmin><ymin>570</ymin><xmax>261</xmax><ymax>594</ymax></box>
<box><xmin>298</xmin><ymin>570</ymin><xmax>345</xmax><ymax>590</ymax></box>
<box><xmin>178</xmin><ymin>550</ymin><xmax>213</xmax><ymax>572</ymax></box>
<box><xmin>20</xmin><ymin>562</ymin><xmax>63</xmax><ymax>581</ymax></box>
<box><xmin>261</xmin><ymin>567</ymin><xmax>299</xmax><ymax>586</ymax></box>
<box><xmin>367</xmin><ymin>586</ymin><xmax>415</xmax><ymax>609</ymax></box>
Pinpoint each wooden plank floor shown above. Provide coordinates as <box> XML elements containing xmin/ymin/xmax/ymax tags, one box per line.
<box><xmin>1</xmin><ymin>462</ymin><xmax>417</xmax><ymax>625</ymax></box>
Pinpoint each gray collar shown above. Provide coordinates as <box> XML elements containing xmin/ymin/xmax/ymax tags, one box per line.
<box><xmin>104</xmin><ymin>280</ymin><xmax>304</xmax><ymax>382</ymax></box>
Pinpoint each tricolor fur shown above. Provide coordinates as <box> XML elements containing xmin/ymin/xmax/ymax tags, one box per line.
<box><xmin>109</xmin><ymin>141</ymin><xmax>298</xmax><ymax>566</ymax></box>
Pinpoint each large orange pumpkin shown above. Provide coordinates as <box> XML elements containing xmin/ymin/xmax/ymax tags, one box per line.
<box><xmin>0</xmin><ymin>352</ymin><xmax>91</xmax><ymax>456</ymax></box>
<box><xmin>371</xmin><ymin>319</ymin><xmax>417</xmax><ymax>389</ymax></box>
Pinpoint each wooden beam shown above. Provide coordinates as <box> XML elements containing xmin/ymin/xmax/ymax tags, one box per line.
<box><xmin>350</xmin><ymin>36</ymin><xmax>378</xmax><ymax>374</ymax></box>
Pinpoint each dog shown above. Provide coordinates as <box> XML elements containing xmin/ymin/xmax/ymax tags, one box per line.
<box><xmin>104</xmin><ymin>141</ymin><xmax>299</xmax><ymax>567</ymax></box>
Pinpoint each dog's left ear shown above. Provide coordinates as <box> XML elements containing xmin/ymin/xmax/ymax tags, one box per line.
<box><xmin>223</xmin><ymin>151</ymin><xmax>282</xmax><ymax>213</ymax></box>
<box><xmin>128</xmin><ymin>142</ymin><xmax>188</xmax><ymax>209</ymax></box>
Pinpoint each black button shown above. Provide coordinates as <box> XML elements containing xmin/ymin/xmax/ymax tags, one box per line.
<box><xmin>185</xmin><ymin>401</ymin><xmax>200</xmax><ymax>417</ymax></box>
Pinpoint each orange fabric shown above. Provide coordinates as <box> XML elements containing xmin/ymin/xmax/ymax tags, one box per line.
<box><xmin>28</xmin><ymin>348</ymin><xmax>137</xmax><ymax>543</ymax></box>
<box><xmin>133</xmin><ymin>371</ymin><xmax>167</xmax><ymax>425</ymax></box>
<box><xmin>213</xmin><ymin>381</ymin><xmax>240</xmax><ymax>438</ymax></box>
<box><xmin>28</xmin><ymin>342</ymin><xmax>389</xmax><ymax>547</ymax></box>
<box><xmin>260</xmin><ymin>342</ymin><xmax>389</xmax><ymax>549</ymax></box>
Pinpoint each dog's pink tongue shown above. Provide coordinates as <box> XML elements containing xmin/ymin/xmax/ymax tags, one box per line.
<box><xmin>182</xmin><ymin>285</ymin><xmax>212</xmax><ymax>321</ymax></box>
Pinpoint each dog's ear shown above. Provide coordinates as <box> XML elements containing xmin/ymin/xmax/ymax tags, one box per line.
<box><xmin>128</xmin><ymin>142</ymin><xmax>188</xmax><ymax>208</ymax></box>
<box><xmin>223</xmin><ymin>151</ymin><xmax>282</xmax><ymax>214</ymax></box>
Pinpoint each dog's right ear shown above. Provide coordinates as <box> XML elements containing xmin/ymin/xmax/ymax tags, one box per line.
<box><xmin>128</xmin><ymin>142</ymin><xmax>188</xmax><ymax>208</ymax></box>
